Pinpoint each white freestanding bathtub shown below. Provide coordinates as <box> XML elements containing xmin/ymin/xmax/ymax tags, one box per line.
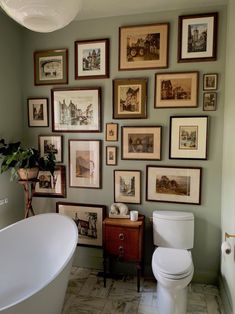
<box><xmin>0</xmin><ymin>213</ymin><xmax>78</xmax><ymax>314</ymax></box>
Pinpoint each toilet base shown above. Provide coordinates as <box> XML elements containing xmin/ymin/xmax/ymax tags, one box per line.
<box><xmin>156</xmin><ymin>283</ymin><xmax>188</xmax><ymax>314</ymax></box>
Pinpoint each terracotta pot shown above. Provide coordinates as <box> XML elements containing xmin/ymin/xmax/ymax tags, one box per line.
<box><xmin>17</xmin><ymin>167</ymin><xmax>39</xmax><ymax>180</ymax></box>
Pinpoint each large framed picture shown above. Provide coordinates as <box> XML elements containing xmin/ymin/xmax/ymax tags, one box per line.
<box><xmin>113</xmin><ymin>78</ymin><xmax>147</xmax><ymax>119</ymax></box>
<box><xmin>155</xmin><ymin>72</ymin><xmax>198</xmax><ymax>108</ymax></box>
<box><xmin>56</xmin><ymin>202</ymin><xmax>106</xmax><ymax>247</ymax></box>
<box><xmin>119</xmin><ymin>23</ymin><xmax>169</xmax><ymax>70</ymax></box>
<box><xmin>51</xmin><ymin>87</ymin><xmax>101</xmax><ymax>132</ymax></box>
<box><xmin>121</xmin><ymin>126</ymin><xmax>162</xmax><ymax>160</ymax></box>
<box><xmin>34</xmin><ymin>165</ymin><xmax>66</xmax><ymax>198</ymax></box>
<box><xmin>178</xmin><ymin>12</ymin><xmax>218</xmax><ymax>62</ymax></box>
<box><xmin>27</xmin><ymin>98</ymin><xmax>49</xmax><ymax>127</ymax></box>
<box><xmin>38</xmin><ymin>135</ymin><xmax>63</xmax><ymax>163</ymax></box>
<box><xmin>69</xmin><ymin>139</ymin><xmax>102</xmax><ymax>189</ymax></box>
<box><xmin>203</xmin><ymin>73</ymin><xmax>218</xmax><ymax>91</ymax></box>
<box><xmin>169</xmin><ymin>116</ymin><xmax>208</xmax><ymax>159</ymax></box>
<box><xmin>106</xmin><ymin>123</ymin><xmax>118</xmax><ymax>141</ymax></box>
<box><xmin>146</xmin><ymin>166</ymin><xmax>202</xmax><ymax>205</ymax></box>
<box><xmin>114</xmin><ymin>170</ymin><xmax>141</xmax><ymax>204</ymax></box>
<box><xmin>75</xmin><ymin>38</ymin><xmax>109</xmax><ymax>79</ymax></box>
<box><xmin>34</xmin><ymin>49</ymin><xmax>68</xmax><ymax>85</ymax></box>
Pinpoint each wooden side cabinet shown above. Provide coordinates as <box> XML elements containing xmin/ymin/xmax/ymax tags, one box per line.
<box><xmin>102</xmin><ymin>215</ymin><xmax>145</xmax><ymax>292</ymax></box>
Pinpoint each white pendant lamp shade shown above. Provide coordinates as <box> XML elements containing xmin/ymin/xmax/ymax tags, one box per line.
<box><xmin>0</xmin><ymin>0</ymin><xmax>82</xmax><ymax>33</ymax></box>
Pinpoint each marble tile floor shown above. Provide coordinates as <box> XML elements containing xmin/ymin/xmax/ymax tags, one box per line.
<box><xmin>62</xmin><ymin>267</ymin><xmax>225</xmax><ymax>314</ymax></box>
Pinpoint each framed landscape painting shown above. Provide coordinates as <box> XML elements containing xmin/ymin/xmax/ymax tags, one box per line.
<box><xmin>146</xmin><ymin>165</ymin><xmax>202</xmax><ymax>204</ymax></box>
<box><xmin>28</xmin><ymin>98</ymin><xmax>49</xmax><ymax>127</ymax></box>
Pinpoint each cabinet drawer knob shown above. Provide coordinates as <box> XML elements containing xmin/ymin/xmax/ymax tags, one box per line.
<box><xmin>118</xmin><ymin>245</ymin><xmax>124</xmax><ymax>257</ymax></box>
<box><xmin>119</xmin><ymin>233</ymin><xmax>125</xmax><ymax>240</ymax></box>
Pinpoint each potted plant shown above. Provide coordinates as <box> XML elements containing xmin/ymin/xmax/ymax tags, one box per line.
<box><xmin>0</xmin><ymin>138</ymin><xmax>56</xmax><ymax>181</ymax></box>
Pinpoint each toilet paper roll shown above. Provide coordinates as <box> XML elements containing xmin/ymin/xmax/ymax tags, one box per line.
<box><xmin>221</xmin><ymin>241</ymin><xmax>232</xmax><ymax>255</ymax></box>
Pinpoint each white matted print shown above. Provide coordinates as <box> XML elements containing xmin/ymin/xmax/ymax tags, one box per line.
<box><xmin>27</xmin><ymin>98</ymin><xmax>48</xmax><ymax>127</ymax></box>
<box><xmin>39</xmin><ymin>135</ymin><xmax>63</xmax><ymax>163</ymax></box>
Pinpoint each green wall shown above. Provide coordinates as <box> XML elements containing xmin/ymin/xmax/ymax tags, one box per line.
<box><xmin>0</xmin><ymin>5</ymin><xmax>224</xmax><ymax>283</ymax></box>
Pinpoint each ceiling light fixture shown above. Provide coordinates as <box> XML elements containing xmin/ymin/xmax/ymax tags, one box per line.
<box><xmin>0</xmin><ymin>0</ymin><xmax>82</xmax><ymax>33</ymax></box>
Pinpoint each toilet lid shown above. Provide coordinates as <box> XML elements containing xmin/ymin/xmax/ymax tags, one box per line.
<box><xmin>153</xmin><ymin>247</ymin><xmax>193</xmax><ymax>276</ymax></box>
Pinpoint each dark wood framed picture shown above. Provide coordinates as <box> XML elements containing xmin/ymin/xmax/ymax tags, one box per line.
<box><xmin>203</xmin><ymin>73</ymin><xmax>218</xmax><ymax>90</ymax></box>
<box><xmin>106</xmin><ymin>146</ymin><xmax>117</xmax><ymax>166</ymax></box>
<box><xmin>169</xmin><ymin>116</ymin><xmax>208</xmax><ymax>159</ymax></box>
<box><xmin>34</xmin><ymin>165</ymin><xmax>66</xmax><ymax>198</ymax></box>
<box><xmin>114</xmin><ymin>170</ymin><xmax>141</xmax><ymax>204</ymax></box>
<box><xmin>34</xmin><ymin>49</ymin><xmax>68</xmax><ymax>85</ymax></box>
<box><xmin>38</xmin><ymin>134</ymin><xmax>63</xmax><ymax>163</ymax></box>
<box><xmin>51</xmin><ymin>87</ymin><xmax>101</xmax><ymax>132</ymax></box>
<box><xmin>154</xmin><ymin>72</ymin><xmax>199</xmax><ymax>108</ymax></box>
<box><xmin>69</xmin><ymin>139</ymin><xmax>102</xmax><ymax>189</ymax></box>
<box><xmin>121</xmin><ymin>126</ymin><xmax>162</xmax><ymax>160</ymax></box>
<box><xmin>106</xmin><ymin>123</ymin><xmax>118</xmax><ymax>141</ymax></box>
<box><xmin>56</xmin><ymin>202</ymin><xmax>106</xmax><ymax>247</ymax></box>
<box><xmin>113</xmin><ymin>78</ymin><xmax>147</xmax><ymax>119</ymax></box>
<box><xmin>75</xmin><ymin>38</ymin><xmax>109</xmax><ymax>79</ymax></box>
<box><xmin>119</xmin><ymin>23</ymin><xmax>169</xmax><ymax>70</ymax></box>
<box><xmin>203</xmin><ymin>92</ymin><xmax>217</xmax><ymax>111</ymax></box>
<box><xmin>178</xmin><ymin>12</ymin><xmax>218</xmax><ymax>62</ymax></box>
<box><xmin>146</xmin><ymin>165</ymin><xmax>202</xmax><ymax>205</ymax></box>
<box><xmin>28</xmin><ymin>98</ymin><xmax>49</xmax><ymax>127</ymax></box>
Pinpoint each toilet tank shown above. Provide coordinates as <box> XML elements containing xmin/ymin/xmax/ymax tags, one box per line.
<box><xmin>153</xmin><ymin>210</ymin><xmax>194</xmax><ymax>249</ymax></box>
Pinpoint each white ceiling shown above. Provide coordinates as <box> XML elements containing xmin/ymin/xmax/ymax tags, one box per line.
<box><xmin>76</xmin><ymin>0</ymin><xmax>227</xmax><ymax>20</ymax></box>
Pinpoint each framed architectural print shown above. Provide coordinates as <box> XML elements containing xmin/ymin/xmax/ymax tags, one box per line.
<box><xmin>113</xmin><ymin>78</ymin><xmax>147</xmax><ymax>119</ymax></box>
<box><xmin>75</xmin><ymin>38</ymin><xmax>109</xmax><ymax>79</ymax></box>
<box><xmin>155</xmin><ymin>72</ymin><xmax>198</xmax><ymax>108</ymax></box>
<box><xmin>106</xmin><ymin>123</ymin><xmax>118</xmax><ymax>141</ymax></box>
<box><xmin>169</xmin><ymin>116</ymin><xmax>208</xmax><ymax>159</ymax></box>
<box><xmin>69</xmin><ymin>139</ymin><xmax>102</xmax><ymax>189</ymax></box>
<box><xmin>51</xmin><ymin>87</ymin><xmax>101</xmax><ymax>132</ymax></box>
<box><xmin>121</xmin><ymin>126</ymin><xmax>162</xmax><ymax>160</ymax></box>
<box><xmin>178</xmin><ymin>12</ymin><xmax>218</xmax><ymax>62</ymax></box>
<box><xmin>119</xmin><ymin>23</ymin><xmax>169</xmax><ymax>70</ymax></box>
<box><xmin>27</xmin><ymin>98</ymin><xmax>49</xmax><ymax>127</ymax></box>
<box><xmin>203</xmin><ymin>73</ymin><xmax>218</xmax><ymax>90</ymax></box>
<box><xmin>203</xmin><ymin>92</ymin><xmax>217</xmax><ymax>111</ymax></box>
<box><xmin>38</xmin><ymin>135</ymin><xmax>63</xmax><ymax>163</ymax></box>
<box><xmin>106</xmin><ymin>146</ymin><xmax>117</xmax><ymax>166</ymax></box>
<box><xmin>114</xmin><ymin>170</ymin><xmax>141</xmax><ymax>204</ymax></box>
<box><xmin>34</xmin><ymin>49</ymin><xmax>68</xmax><ymax>85</ymax></box>
<box><xmin>146</xmin><ymin>166</ymin><xmax>202</xmax><ymax>204</ymax></box>
<box><xmin>56</xmin><ymin>202</ymin><xmax>106</xmax><ymax>247</ymax></box>
<box><xmin>34</xmin><ymin>165</ymin><xmax>66</xmax><ymax>198</ymax></box>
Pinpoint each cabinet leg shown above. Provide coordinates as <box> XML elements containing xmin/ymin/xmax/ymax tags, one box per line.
<box><xmin>103</xmin><ymin>257</ymin><xmax>107</xmax><ymax>288</ymax></box>
<box><xmin>136</xmin><ymin>263</ymin><xmax>141</xmax><ymax>292</ymax></box>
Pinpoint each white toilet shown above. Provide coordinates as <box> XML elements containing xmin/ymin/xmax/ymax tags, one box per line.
<box><xmin>151</xmin><ymin>210</ymin><xmax>194</xmax><ymax>314</ymax></box>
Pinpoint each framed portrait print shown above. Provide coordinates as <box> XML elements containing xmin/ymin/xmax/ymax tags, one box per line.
<box><xmin>178</xmin><ymin>12</ymin><xmax>218</xmax><ymax>62</ymax></box>
<box><xmin>155</xmin><ymin>72</ymin><xmax>198</xmax><ymax>108</ymax></box>
<box><xmin>34</xmin><ymin>49</ymin><xmax>68</xmax><ymax>85</ymax></box>
<box><xmin>169</xmin><ymin>116</ymin><xmax>208</xmax><ymax>159</ymax></box>
<box><xmin>119</xmin><ymin>23</ymin><xmax>169</xmax><ymax>70</ymax></box>
<box><xmin>39</xmin><ymin>135</ymin><xmax>63</xmax><ymax>163</ymax></box>
<box><xmin>51</xmin><ymin>87</ymin><xmax>101</xmax><ymax>132</ymax></box>
<box><xmin>113</xmin><ymin>78</ymin><xmax>147</xmax><ymax>119</ymax></box>
<box><xmin>56</xmin><ymin>202</ymin><xmax>106</xmax><ymax>247</ymax></box>
<box><xmin>106</xmin><ymin>146</ymin><xmax>117</xmax><ymax>166</ymax></box>
<box><xmin>203</xmin><ymin>73</ymin><xmax>218</xmax><ymax>90</ymax></box>
<box><xmin>69</xmin><ymin>139</ymin><xmax>102</xmax><ymax>189</ymax></box>
<box><xmin>34</xmin><ymin>165</ymin><xmax>66</xmax><ymax>198</ymax></box>
<box><xmin>146</xmin><ymin>166</ymin><xmax>202</xmax><ymax>205</ymax></box>
<box><xmin>114</xmin><ymin>170</ymin><xmax>141</xmax><ymax>204</ymax></box>
<box><xmin>122</xmin><ymin>126</ymin><xmax>162</xmax><ymax>160</ymax></box>
<box><xmin>106</xmin><ymin>123</ymin><xmax>118</xmax><ymax>141</ymax></box>
<box><xmin>75</xmin><ymin>38</ymin><xmax>109</xmax><ymax>79</ymax></box>
<box><xmin>203</xmin><ymin>92</ymin><xmax>217</xmax><ymax>111</ymax></box>
<box><xmin>28</xmin><ymin>98</ymin><xmax>49</xmax><ymax>127</ymax></box>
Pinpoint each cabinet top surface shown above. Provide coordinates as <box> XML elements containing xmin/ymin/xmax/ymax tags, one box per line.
<box><xmin>103</xmin><ymin>215</ymin><xmax>144</xmax><ymax>227</ymax></box>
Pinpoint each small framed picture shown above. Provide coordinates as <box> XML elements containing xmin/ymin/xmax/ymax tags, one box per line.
<box><xmin>34</xmin><ymin>49</ymin><xmax>68</xmax><ymax>85</ymax></box>
<box><xmin>75</xmin><ymin>38</ymin><xmax>109</xmax><ymax>79</ymax></box>
<box><xmin>34</xmin><ymin>165</ymin><xmax>66</xmax><ymax>198</ymax></box>
<box><xmin>114</xmin><ymin>170</ymin><xmax>141</xmax><ymax>204</ymax></box>
<box><xmin>154</xmin><ymin>72</ymin><xmax>198</xmax><ymax>108</ymax></box>
<box><xmin>169</xmin><ymin>116</ymin><xmax>208</xmax><ymax>160</ymax></box>
<box><xmin>178</xmin><ymin>12</ymin><xmax>218</xmax><ymax>62</ymax></box>
<box><xmin>119</xmin><ymin>23</ymin><xmax>169</xmax><ymax>70</ymax></box>
<box><xmin>27</xmin><ymin>98</ymin><xmax>49</xmax><ymax>127</ymax></box>
<box><xmin>121</xmin><ymin>126</ymin><xmax>162</xmax><ymax>160</ymax></box>
<box><xmin>203</xmin><ymin>92</ymin><xmax>217</xmax><ymax>111</ymax></box>
<box><xmin>38</xmin><ymin>135</ymin><xmax>63</xmax><ymax>163</ymax></box>
<box><xmin>146</xmin><ymin>165</ymin><xmax>202</xmax><ymax>205</ymax></box>
<box><xmin>106</xmin><ymin>123</ymin><xmax>118</xmax><ymax>141</ymax></box>
<box><xmin>113</xmin><ymin>78</ymin><xmax>147</xmax><ymax>119</ymax></box>
<box><xmin>69</xmin><ymin>139</ymin><xmax>102</xmax><ymax>189</ymax></box>
<box><xmin>203</xmin><ymin>73</ymin><xmax>218</xmax><ymax>90</ymax></box>
<box><xmin>106</xmin><ymin>146</ymin><xmax>117</xmax><ymax>166</ymax></box>
<box><xmin>56</xmin><ymin>202</ymin><xmax>106</xmax><ymax>247</ymax></box>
